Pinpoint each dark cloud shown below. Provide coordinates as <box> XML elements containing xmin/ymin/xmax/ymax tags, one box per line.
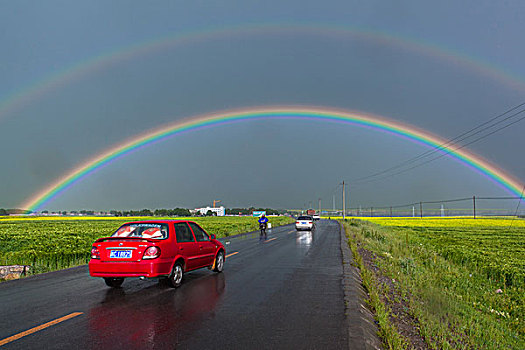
<box><xmin>0</xmin><ymin>1</ymin><xmax>524</xmax><ymax>210</ymax></box>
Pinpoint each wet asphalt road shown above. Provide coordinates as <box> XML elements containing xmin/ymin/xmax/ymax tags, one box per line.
<box><xmin>0</xmin><ymin>220</ymin><xmax>349</xmax><ymax>349</ymax></box>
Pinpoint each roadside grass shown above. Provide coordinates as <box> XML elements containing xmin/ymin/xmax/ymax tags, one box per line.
<box><xmin>0</xmin><ymin>216</ymin><xmax>293</xmax><ymax>275</ymax></box>
<box><xmin>344</xmin><ymin>221</ymin><xmax>408</xmax><ymax>349</ymax></box>
<box><xmin>343</xmin><ymin>218</ymin><xmax>524</xmax><ymax>349</ymax></box>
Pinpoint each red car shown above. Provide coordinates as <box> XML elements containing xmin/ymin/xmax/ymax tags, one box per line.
<box><xmin>89</xmin><ymin>220</ymin><xmax>225</xmax><ymax>288</ymax></box>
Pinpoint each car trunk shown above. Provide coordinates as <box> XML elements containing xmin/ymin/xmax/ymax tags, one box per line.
<box><xmin>96</xmin><ymin>238</ymin><xmax>152</xmax><ymax>262</ymax></box>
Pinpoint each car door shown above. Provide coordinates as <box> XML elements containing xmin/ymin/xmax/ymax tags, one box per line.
<box><xmin>188</xmin><ymin>222</ymin><xmax>216</xmax><ymax>267</ymax></box>
<box><xmin>173</xmin><ymin>222</ymin><xmax>199</xmax><ymax>270</ymax></box>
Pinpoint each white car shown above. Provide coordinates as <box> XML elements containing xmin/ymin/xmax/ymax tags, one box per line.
<box><xmin>312</xmin><ymin>214</ymin><xmax>320</xmax><ymax>221</ymax></box>
<box><xmin>296</xmin><ymin>215</ymin><xmax>314</xmax><ymax>231</ymax></box>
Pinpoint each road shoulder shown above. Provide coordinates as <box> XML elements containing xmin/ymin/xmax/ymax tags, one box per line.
<box><xmin>339</xmin><ymin>221</ymin><xmax>382</xmax><ymax>350</ymax></box>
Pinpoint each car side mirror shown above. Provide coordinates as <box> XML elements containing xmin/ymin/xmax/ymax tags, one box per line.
<box><xmin>211</xmin><ymin>234</ymin><xmax>216</xmax><ymax>240</ymax></box>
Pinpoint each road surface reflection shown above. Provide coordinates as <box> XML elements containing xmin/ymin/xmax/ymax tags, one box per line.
<box><xmin>296</xmin><ymin>230</ymin><xmax>314</xmax><ymax>248</ymax></box>
<box><xmin>87</xmin><ymin>272</ymin><xmax>225</xmax><ymax>349</ymax></box>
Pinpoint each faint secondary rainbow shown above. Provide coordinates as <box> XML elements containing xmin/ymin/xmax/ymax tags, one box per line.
<box><xmin>2</xmin><ymin>23</ymin><xmax>525</xmax><ymax>122</ymax></box>
<box><xmin>22</xmin><ymin>106</ymin><xmax>524</xmax><ymax>212</ymax></box>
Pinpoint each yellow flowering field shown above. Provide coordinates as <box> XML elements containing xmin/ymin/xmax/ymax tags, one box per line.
<box><xmin>0</xmin><ymin>216</ymin><xmax>156</xmax><ymax>222</ymax></box>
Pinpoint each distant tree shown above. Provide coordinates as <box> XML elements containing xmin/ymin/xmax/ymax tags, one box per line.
<box><xmin>155</xmin><ymin>209</ymin><xmax>169</xmax><ymax>217</ymax></box>
<box><xmin>41</xmin><ymin>210</ymin><xmax>48</xmax><ymax>214</ymax></box>
<box><xmin>205</xmin><ymin>210</ymin><xmax>214</xmax><ymax>216</ymax></box>
<box><xmin>0</xmin><ymin>208</ymin><xmax>7</xmax><ymax>216</ymax></box>
<box><xmin>61</xmin><ymin>211</ymin><xmax>68</xmax><ymax>216</ymax></box>
<box><xmin>139</xmin><ymin>209</ymin><xmax>153</xmax><ymax>216</ymax></box>
<box><xmin>225</xmin><ymin>207</ymin><xmax>284</xmax><ymax>216</ymax></box>
<box><xmin>226</xmin><ymin>208</ymin><xmax>247</xmax><ymax>215</ymax></box>
<box><xmin>172</xmin><ymin>208</ymin><xmax>191</xmax><ymax>216</ymax></box>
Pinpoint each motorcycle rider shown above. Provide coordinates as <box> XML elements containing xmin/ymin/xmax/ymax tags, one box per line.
<box><xmin>258</xmin><ymin>214</ymin><xmax>269</xmax><ymax>240</ymax></box>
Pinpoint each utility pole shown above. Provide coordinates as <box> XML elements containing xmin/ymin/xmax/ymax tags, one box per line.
<box><xmin>333</xmin><ymin>194</ymin><xmax>335</xmax><ymax>212</ymax></box>
<box><xmin>318</xmin><ymin>198</ymin><xmax>321</xmax><ymax>216</ymax></box>
<box><xmin>473</xmin><ymin>196</ymin><xmax>476</xmax><ymax>219</ymax></box>
<box><xmin>342</xmin><ymin>181</ymin><xmax>346</xmax><ymax>220</ymax></box>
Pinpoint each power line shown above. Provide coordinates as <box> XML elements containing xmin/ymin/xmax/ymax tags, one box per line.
<box><xmin>350</xmin><ymin>102</ymin><xmax>525</xmax><ymax>183</ymax></box>
<box><xmin>376</xmin><ymin>108</ymin><xmax>525</xmax><ymax>182</ymax></box>
<box><xmin>350</xmin><ymin>102</ymin><xmax>525</xmax><ymax>185</ymax></box>
<box><xmin>352</xmin><ymin>103</ymin><xmax>525</xmax><ymax>183</ymax></box>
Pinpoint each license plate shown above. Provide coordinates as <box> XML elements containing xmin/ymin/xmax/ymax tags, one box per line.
<box><xmin>110</xmin><ymin>250</ymin><xmax>132</xmax><ymax>258</ymax></box>
<box><xmin>301</xmin><ymin>222</ymin><xmax>307</xmax><ymax>225</ymax></box>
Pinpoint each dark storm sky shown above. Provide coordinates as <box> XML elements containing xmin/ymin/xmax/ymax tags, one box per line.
<box><xmin>1</xmin><ymin>1</ymin><xmax>524</xmax><ymax>211</ymax></box>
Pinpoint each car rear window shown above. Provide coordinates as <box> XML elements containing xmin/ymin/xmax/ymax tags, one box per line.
<box><xmin>112</xmin><ymin>223</ymin><xmax>168</xmax><ymax>240</ymax></box>
<box><xmin>298</xmin><ymin>216</ymin><xmax>312</xmax><ymax>220</ymax></box>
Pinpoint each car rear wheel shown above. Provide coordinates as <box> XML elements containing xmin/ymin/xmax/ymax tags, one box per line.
<box><xmin>213</xmin><ymin>251</ymin><xmax>224</xmax><ymax>273</ymax></box>
<box><xmin>104</xmin><ymin>277</ymin><xmax>124</xmax><ymax>288</ymax></box>
<box><xmin>167</xmin><ymin>262</ymin><xmax>184</xmax><ymax>288</ymax></box>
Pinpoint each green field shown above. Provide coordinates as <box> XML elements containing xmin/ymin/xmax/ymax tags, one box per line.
<box><xmin>344</xmin><ymin>217</ymin><xmax>524</xmax><ymax>349</ymax></box>
<box><xmin>363</xmin><ymin>217</ymin><xmax>525</xmax><ymax>288</ymax></box>
<box><xmin>0</xmin><ymin>216</ymin><xmax>293</xmax><ymax>275</ymax></box>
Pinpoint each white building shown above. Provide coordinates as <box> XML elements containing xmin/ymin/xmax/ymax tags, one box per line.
<box><xmin>195</xmin><ymin>206</ymin><xmax>225</xmax><ymax>216</ymax></box>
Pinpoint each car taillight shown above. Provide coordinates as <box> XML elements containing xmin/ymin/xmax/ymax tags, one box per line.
<box><xmin>143</xmin><ymin>246</ymin><xmax>160</xmax><ymax>259</ymax></box>
<box><xmin>296</xmin><ymin>221</ymin><xmax>300</xmax><ymax>224</ymax></box>
<box><xmin>308</xmin><ymin>221</ymin><xmax>313</xmax><ymax>224</ymax></box>
<box><xmin>91</xmin><ymin>247</ymin><xmax>100</xmax><ymax>259</ymax></box>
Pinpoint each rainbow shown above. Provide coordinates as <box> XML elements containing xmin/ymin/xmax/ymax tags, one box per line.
<box><xmin>2</xmin><ymin>24</ymin><xmax>525</xmax><ymax>122</ymax></box>
<box><xmin>21</xmin><ymin>106</ymin><xmax>524</xmax><ymax>212</ymax></box>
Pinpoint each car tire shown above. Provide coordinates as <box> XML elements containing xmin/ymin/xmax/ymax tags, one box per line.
<box><xmin>213</xmin><ymin>251</ymin><xmax>224</xmax><ymax>273</ymax></box>
<box><xmin>167</xmin><ymin>262</ymin><xmax>184</xmax><ymax>288</ymax></box>
<box><xmin>104</xmin><ymin>277</ymin><xmax>124</xmax><ymax>288</ymax></box>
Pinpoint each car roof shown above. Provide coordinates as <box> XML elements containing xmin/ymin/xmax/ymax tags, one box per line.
<box><xmin>119</xmin><ymin>219</ymin><xmax>197</xmax><ymax>225</ymax></box>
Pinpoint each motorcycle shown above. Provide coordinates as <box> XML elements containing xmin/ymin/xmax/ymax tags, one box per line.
<box><xmin>259</xmin><ymin>222</ymin><xmax>268</xmax><ymax>240</ymax></box>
